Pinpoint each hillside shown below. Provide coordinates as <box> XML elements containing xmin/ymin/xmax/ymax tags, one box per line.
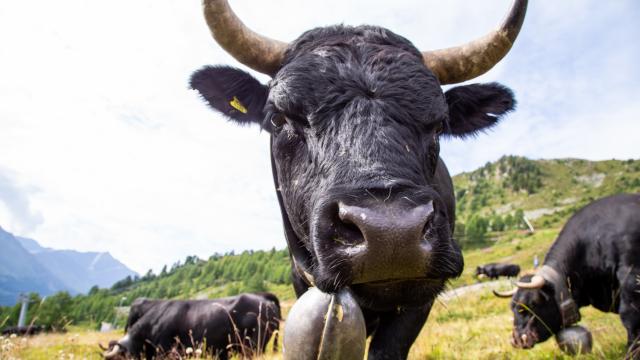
<box><xmin>1</xmin><ymin>156</ymin><xmax>638</xmax><ymax>329</ymax></box>
<box><xmin>452</xmin><ymin>156</ymin><xmax>640</xmax><ymax>247</ymax></box>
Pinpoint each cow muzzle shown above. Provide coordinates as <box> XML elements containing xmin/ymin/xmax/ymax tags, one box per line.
<box><xmin>512</xmin><ymin>319</ymin><xmax>539</xmax><ymax>349</ymax></box>
<box><xmin>313</xmin><ymin>197</ymin><xmax>437</xmax><ymax>288</ymax></box>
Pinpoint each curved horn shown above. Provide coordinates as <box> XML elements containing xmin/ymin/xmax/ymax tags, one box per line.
<box><xmin>202</xmin><ymin>0</ymin><xmax>288</xmax><ymax>76</ymax></box>
<box><xmin>422</xmin><ymin>0</ymin><xmax>528</xmax><ymax>84</ymax></box>
<box><xmin>516</xmin><ymin>274</ymin><xmax>545</xmax><ymax>289</ymax></box>
<box><xmin>493</xmin><ymin>288</ymin><xmax>516</xmax><ymax>298</ymax></box>
<box><xmin>103</xmin><ymin>344</ymin><xmax>120</xmax><ymax>359</ymax></box>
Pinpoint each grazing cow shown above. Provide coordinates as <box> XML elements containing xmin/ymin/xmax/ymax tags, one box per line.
<box><xmin>190</xmin><ymin>0</ymin><xmax>527</xmax><ymax>358</ymax></box>
<box><xmin>103</xmin><ymin>293</ymin><xmax>280</xmax><ymax>360</ymax></box>
<box><xmin>494</xmin><ymin>194</ymin><xmax>640</xmax><ymax>358</ymax></box>
<box><xmin>476</xmin><ymin>263</ymin><xmax>521</xmax><ymax>280</ymax></box>
<box><xmin>1</xmin><ymin>325</ymin><xmax>45</xmax><ymax>336</ymax></box>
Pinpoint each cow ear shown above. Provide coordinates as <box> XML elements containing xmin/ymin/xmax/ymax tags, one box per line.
<box><xmin>190</xmin><ymin>65</ymin><xmax>268</xmax><ymax>128</ymax></box>
<box><xmin>443</xmin><ymin>83</ymin><xmax>515</xmax><ymax>138</ymax></box>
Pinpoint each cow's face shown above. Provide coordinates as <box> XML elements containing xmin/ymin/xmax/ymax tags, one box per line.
<box><xmin>191</xmin><ymin>26</ymin><xmax>515</xmax><ymax>310</ymax></box>
<box><xmin>510</xmin><ymin>276</ymin><xmax>563</xmax><ymax>348</ymax></box>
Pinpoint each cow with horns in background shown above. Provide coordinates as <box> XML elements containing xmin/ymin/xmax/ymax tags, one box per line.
<box><xmin>190</xmin><ymin>0</ymin><xmax>527</xmax><ymax>358</ymax></box>
<box><xmin>476</xmin><ymin>263</ymin><xmax>521</xmax><ymax>280</ymax></box>
<box><xmin>102</xmin><ymin>293</ymin><xmax>281</xmax><ymax>360</ymax></box>
<box><xmin>494</xmin><ymin>193</ymin><xmax>640</xmax><ymax>359</ymax></box>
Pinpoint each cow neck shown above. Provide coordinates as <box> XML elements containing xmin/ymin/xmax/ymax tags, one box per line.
<box><xmin>537</xmin><ymin>265</ymin><xmax>581</xmax><ymax>328</ymax></box>
<box><xmin>269</xmin><ymin>137</ymin><xmax>315</xmax><ymax>287</ymax></box>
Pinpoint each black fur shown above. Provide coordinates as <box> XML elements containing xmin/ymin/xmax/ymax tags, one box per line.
<box><xmin>106</xmin><ymin>293</ymin><xmax>281</xmax><ymax>360</ymax></box>
<box><xmin>476</xmin><ymin>263</ymin><xmax>521</xmax><ymax>279</ymax></box>
<box><xmin>191</xmin><ymin>24</ymin><xmax>517</xmax><ymax>359</ymax></box>
<box><xmin>508</xmin><ymin>194</ymin><xmax>640</xmax><ymax>357</ymax></box>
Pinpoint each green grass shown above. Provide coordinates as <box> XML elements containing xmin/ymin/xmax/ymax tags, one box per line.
<box><xmin>8</xmin><ymin>287</ymin><xmax>627</xmax><ymax>359</ymax></box>
<box><xmin>409</xmin><ymin>289</ymin><xmax>627</xmax><ymax>360</ymax></box>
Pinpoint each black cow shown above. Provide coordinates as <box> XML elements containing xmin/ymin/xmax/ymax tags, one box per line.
<box><xmin>190</xmin><ymin>0</ymin><xmax>527</xmax><ymax>358</ymax></box>
<box><xmin>494</xmin><ymin>193</ymin><xmax>640</xmax><ymax>358</ymax></box>
<box><xmin>476</xmin><ymin>263</ymin><xmax>521</xmax><ymax>280</ymax></box>
<box><xmin>103</xmin><ymin>293</ymin><xmax>280</xmax><ymax>360</ymax></box>
<box><xmin>1</xmin><ymin>325</ymin><xmax>45</xmax><ymax>336</ymax></box>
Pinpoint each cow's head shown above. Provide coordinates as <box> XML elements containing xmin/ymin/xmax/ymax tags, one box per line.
<box><xmin>504</xmin><ymin>274</ymin><xmax>563</xmax><ymax>348</ymax></box>
<box><xmin>191</xmin><ymin>0</ymin><xmax>526</xmax><ymax>310</ymax></box>
<box><xmin>495</xmin><ymin>266</ymin><xmax>580</xmax><ymax>349</ymax></box>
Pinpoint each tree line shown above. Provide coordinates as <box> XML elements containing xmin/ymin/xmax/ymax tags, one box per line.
<box><xmin>1</xmin><ymin>248</ymin><xmax>292</xmax><ymax>330</ymax></box>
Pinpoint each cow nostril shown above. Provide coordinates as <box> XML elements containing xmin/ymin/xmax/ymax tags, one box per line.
<box><xmin>420</xmin><ymin>201</ymin><xmax>436</xmax><ymax>242</ymax></box>
<box><xmin>332</xmin><ymin>204</ymin><xmax>365</xmax><ymax>247</ymax></box>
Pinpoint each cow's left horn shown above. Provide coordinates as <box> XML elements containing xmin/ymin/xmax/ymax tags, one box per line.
<box><xmin>493</xmin><ymin>288</ymin><xmax>516</xmax><ymax>298</ymax></box>
<box><xmin>103</xmin><ymin>344</ymin><xmax>120</xmax><ymax>359</ymax></box>
<box><xmin>422</xmin><ymin>0</ymin><xmax>528</xmax><ymax>85</ymax></box>
<box><xmin>516</xmin><ymin>275</ymin><xmax>545</xmax><ymax>289</ymax></box>
<box><xmin>202</xmin><ymin>0</ymin><xmax>288</xmax><ymax>76</ymax></box>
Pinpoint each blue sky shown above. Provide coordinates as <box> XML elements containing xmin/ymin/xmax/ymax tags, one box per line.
<box><xmin>0</xmin><ymin>0</ymin><xmax>637</xmax><ymax>273</ymax></box>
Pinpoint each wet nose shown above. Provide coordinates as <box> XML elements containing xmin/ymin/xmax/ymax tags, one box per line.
<box><xmin>335</xmin><ymin>200</ymin><xmax>435</xmax><ymax>283</ymax></box>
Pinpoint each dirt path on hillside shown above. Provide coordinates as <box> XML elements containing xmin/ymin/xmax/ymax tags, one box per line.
<box><xmin>438</xmin><ymin>279</ymin><xmax>513</xmax><ymax>301</ymax></box>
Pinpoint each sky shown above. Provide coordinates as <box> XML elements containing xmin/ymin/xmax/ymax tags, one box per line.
<box><xmin>0</xmin><ymin>0</ymin><xmax>638</xmax><ymax>274</ymax></box>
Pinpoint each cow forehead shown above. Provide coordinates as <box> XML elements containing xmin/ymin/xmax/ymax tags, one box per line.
<box><xmin>268</xmin><ymin>28</ymin><xmax>447</xmax><ymax>129</ymax></box>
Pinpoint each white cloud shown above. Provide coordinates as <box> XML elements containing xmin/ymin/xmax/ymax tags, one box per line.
<box><xmin>0</xmin><ymin>0</ymin><xmax>637</xmax><ymax>273</ymax></box>
<box><xmin>0</xmin><ymin>171</ymin><xmax>44</xmax><ymax>234</ymax></box>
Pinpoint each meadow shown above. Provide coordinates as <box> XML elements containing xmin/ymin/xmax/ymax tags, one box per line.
<box><xmin>2</xmin><ymin>227</ymin><xmax>630</xmax><ymax>359</ymax></box>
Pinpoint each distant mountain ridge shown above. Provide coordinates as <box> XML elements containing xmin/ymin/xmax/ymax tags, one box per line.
<box><xmin>0</xmin><ymin>226</ymin><xmax>137</xmax><ymax>305</ymax></box>
<box><xmin>0</xmin><ymin>226</ymin><xmax>69</xmax><ymax>306</ymax></box>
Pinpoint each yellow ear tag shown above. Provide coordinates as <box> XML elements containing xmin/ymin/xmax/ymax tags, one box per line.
<box><xmin>229</xmin><ymin>96</ymin><xmax>248</xmax><ymax>114</ymax></box>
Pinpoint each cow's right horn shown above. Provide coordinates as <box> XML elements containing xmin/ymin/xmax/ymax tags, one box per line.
<box><xmin>422</xmin><ymin>0</ymin><xmax>528</xmax><ymax>85</ymax></box>
<box><xmin>493</xmin><ymin>288</ymin><xmax>516</xmax><ymax>298</ymax></box>
<box><xmin>202</xmin><ymin>0</ymin><xmax>288</xmax><ymax>76</ymax></box>
<box><xmin>516</xmin><ymin>275</ymin><xmax>545</xmax><ymax>289</ymax></box>
<box><xmin>103</xmin><ymin>344</ymin><xmax>120</xmax><ymax>359</ymax></box>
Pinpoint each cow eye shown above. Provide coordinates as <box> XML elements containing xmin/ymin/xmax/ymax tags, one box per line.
<box><xmin>434</xmin><ymin>122</ymin><xmax>444</xmax><ymax>136</ymax></box>
<box><xmin>270</xmin><ymin>113</ymin><xmax>287</xmax><ymax>129</ymax></box>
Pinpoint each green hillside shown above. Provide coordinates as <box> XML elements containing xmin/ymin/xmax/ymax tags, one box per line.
<box><xmin>1</xmin><ymin>156</ymin><xmax>638</xmax><ymax>331</ymax></box>
<box><xmin>453</xmin><ymin>156</ymin><xmax>640</xmax><ymax>247</ymax></box>
<box><xmin>0</xmin><ymin>249</ymin><xmax>295</xmax><ymax>329</ymax></box>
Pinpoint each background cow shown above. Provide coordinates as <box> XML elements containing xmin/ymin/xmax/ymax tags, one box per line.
<box><xmin>1</xmin><ymin>325</ymin><xmax>45</xmax><ymax>336</ymax></box>
<box><xmin>476</xmin><ymin>263</ymin><xmax>521</xmax><ymax>280</ymax></box>
<box><xmin>190</xmin><ymin>0</ymin><xmax>527</xmax><ymax>358</ymax></box>
<box><xmin>494</xmin><ymin>193</ymin><xmax>640</xmax><ymax>359</ymax></box>
<box><xmin>103</xmin><ymin>292</ymin><xmax>280</xmax><ymax>360</ymax></box>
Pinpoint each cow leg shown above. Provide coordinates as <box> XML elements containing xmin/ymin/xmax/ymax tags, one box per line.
<box><xmin>620</xmin><ymin>270</ymin><xmax>640</xmax><ymax>359</ymax></box>
<box><xmin>367</xmin><ymin>302</ymin><xmax>432</xmax><ymax>360</ymax></box>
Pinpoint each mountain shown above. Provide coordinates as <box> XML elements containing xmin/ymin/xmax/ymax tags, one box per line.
<box><xmin>0</xmin><ymin>227</ymin><xmax>138</xmax><ymax>305</ymax></box>
<box><xmin>18</xmin><ymin>238</ymin><xmax>137</xmax><ymax>294</ymax></box>
<box><xmin>0</xmin><ymin>226</ymin><xmax>69</xmax><ymax>306</ymax></box>
<box><xmin>15</xmin><ymin>236</ymin><xmax>52</xmax><ymax>253</ymax></box>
